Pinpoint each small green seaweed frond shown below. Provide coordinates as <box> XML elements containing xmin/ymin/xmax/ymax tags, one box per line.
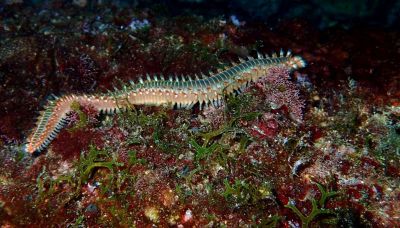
<box><xmin>76</xmin><ymin>144</ymin><xmax>124</xmax><ymax>185</ymax></box>
<box><xmin>69</xmin><ymin>101</ymin><xmax>89</xmax><ymax>131</ymax></box>
<box><xmin>223</xmin><ymin>179</ymin><xmax>273</xmax><ymax>206</ymax></box>
<box><xmin>189</xmin><ymin>138</ymin><xmax>221</xmax><ymax>163</ymax></box>
<box><xmin>284</xmin><ymin>182</ymin><xmax>339</xmax><ymax>228</ymax></box>
<box><xmin>36</xmin><ymin>145</ymin><xmax>124</xmax><ymax>205</ymax></box>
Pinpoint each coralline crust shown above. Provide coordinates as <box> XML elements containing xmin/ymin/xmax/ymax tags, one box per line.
<box><xmin>25</xmin><ymin>50</ymin><xmax>306</xmax><ymax>154</ymax></box>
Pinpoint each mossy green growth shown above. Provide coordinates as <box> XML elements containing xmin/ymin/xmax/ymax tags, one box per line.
<box><xmin>223</xmin><ymin>179</ymin><xmax>273</xmax><ymax>206</ymax></box>
<box><xmin>199</xmin><ymin>111</ymin><xmax>260</xmax><ymax>148</ymax></box>
<box><xmin>76</xmin><ymin>145</ymin><xmax>124</xmax><ymax>186</ymax></box>
<box><xmin>223</xmin><ymin>179</ymin><xmax>250</xmax><ymax>202</ymax></box>
<box><xmin>69</xmin><ymin>101</ymin><xmax>89</xmax><ymax>131</ymax></box>
<box><xmin>127</xmin><ymin>150</ymin><xmax>147</xmax><ymax>166</ymax></box>
<box><xmin>36</xmin><ymin>145</ymin><xmax>124</xmax><ymax>204</ymax></box>
<box><xmin>189</xmin><ymin>138</ymin><xmax>220</xmax><ymax>163</ymax></box>
<box><xmin>118</xmin><ymin>108</ymin><xmax>179</xmax><ymax>151</ymax></box>
<box><xmin>284</xmin><ymin>182</ymin><xmax>339</xmax><ymax>228</ymax></box>
<box><xmin>225</xmin><ymin>93</ymin><xmax>254</xmax><ymax>118</ymax></box>
<box><xmin>153</xmin><ymin>125</ymin><xmax>182</xmax><ymax>154</ymax></box>
<box><xmin>193</xmin><ymin>91</ymin><xmax>260</xmax><ymax>151</ymax></box>
<box><xmin>36</xmin><ymin>167</ymin><xmax>74</xmax><ymax>203</ymax></box>
<box><xmin>72</xmin><ymin>215</ymin><xmax>85</xmax><ymax>227</ymax></box>
<box><xmin>117</xmin><ymin>106</ymin><xmax>166</xmax><ymax>129</ymax></box>
<box><xmin>375</xmin><ymin>122</ymin><xmax>400</xmax><ymax>165</ymax></box>
<box><xmin>16</xmin><ymin>149</ymin><xmax>25</xmax><ymax>162</ymax></box>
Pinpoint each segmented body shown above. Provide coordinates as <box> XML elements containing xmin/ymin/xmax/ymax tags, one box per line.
<box><xmin>25</xmin><ymin>50</ymin><xmax>306</xmax><ymax>154</ymax></box>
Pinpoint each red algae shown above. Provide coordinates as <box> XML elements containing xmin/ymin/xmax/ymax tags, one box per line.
<box><xmin>51</xmin><ymin>128</ymin><xmax>104</xmax><ymax>160</ymax></box>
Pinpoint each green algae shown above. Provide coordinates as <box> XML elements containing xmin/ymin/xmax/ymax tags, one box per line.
<box><xmin>127</xmin><ymin>150</ymin><xmax>147</xmax><ymax>166</ymax></box>
<box><xmin>153</xmin><ymin>125</ymin><xmax>182</xmax><ymax>154</ymax></box>
<box><xmin>36</xmin><ymin>145</ymin><xmax>124</xmax><ymax>204</ymax></box>
<box><xmin>223</xmin><ymin>179</ymin><xmax>273</xmax><ymax>206</ymax></box>
<box><xmin>189</xmin><ymin>138</ymin><xmax>220</xmax><ymax>162</ymax></box>
<box><xmin>284</xmin><ymin>182</ymin><xmax>339</xmax><ymax>228</ymax></box>
<box><xmin>374</xmin><ymin>121</ymin><xmax>400</xmax><ymax>166</ymax></box>
<box><xmin>72</xmin><ymin>215</ymin><xmax>85</xmax><ymax>227</ymax></box>
<box><xmin>199</xmin><ymin>110</ymin><xmax>261</xmax><ymax>147</ymax></box>
<box><xmin>69</xmin><ymin>101</ymin><xmax>89</xmax><ymax>132</ymax></box>
<box><xmin>117</xmin><ymin>107</ymin><xmax>184</xmax><ymax>153</ymax></box>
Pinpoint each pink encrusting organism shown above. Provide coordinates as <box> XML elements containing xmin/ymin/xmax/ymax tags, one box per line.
<box><xmin>254</xmin><ymin>66</ymin><xmax>305</xmax><ymax>121</ymax></box>
<box><xmin>25</xmin><ymin>50</ymin><xmax>306</xmax><ymax>154</ymax></box>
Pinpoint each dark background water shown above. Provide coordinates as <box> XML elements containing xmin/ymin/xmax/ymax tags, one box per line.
<box><xmin>13</xmin><ymin>0</ymin><xmax>400</xmax><ymax>29</ymax></box>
